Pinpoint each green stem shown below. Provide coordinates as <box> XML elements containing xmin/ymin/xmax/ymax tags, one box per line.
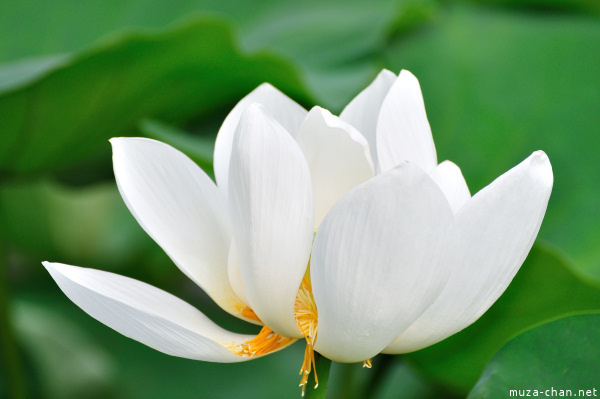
<box><xmin>304</xmin><ymin>354</ymin><xmax>332</xmax><ymax>399</ymax></box>
<box><xmin>329</xmin><ymin>362</ymin><xmax>357</xmax><ymax>399</ymax></box>
<box><xmin>0</xmin><ymin>241</ymin><xmax>28</xmax><ymax>399</ymax></box>
<box><xmin>355</xmin><ymin>355</ymin><xmax>395</xmax><ymax>399</ymax></box>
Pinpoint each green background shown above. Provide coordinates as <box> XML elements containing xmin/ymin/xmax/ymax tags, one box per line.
<box><xmin>1</xmin><ymin>0</ymin><xmax>599</xmax><ymax>398</ymax></box>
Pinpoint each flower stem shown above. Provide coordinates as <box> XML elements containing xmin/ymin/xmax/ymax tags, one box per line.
<box><xmin>0</xmin><ymin>241</ymin><xmax>28</xmax><ymax>399</ymax></box>
<box><xmin>355</xmin><ymin>354</ymin><xmax>395</xmax><ymax>399</ymax></box>
<box><xmin>304</xmin><ymin>353</ymin><xmax>332</xmax><ymax>399</ymax></box>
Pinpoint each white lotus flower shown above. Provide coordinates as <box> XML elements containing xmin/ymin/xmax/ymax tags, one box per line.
<box><xmin>44</xmin><ymin>69</ymin><xmax>552</xmax><ymax>394</ymax></box>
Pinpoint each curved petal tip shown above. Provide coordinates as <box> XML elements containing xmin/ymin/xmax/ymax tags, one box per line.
<box><xmin>529</xmin><ymin>150</ymin><xmax>553</xmax><ymax>186</ymax></box>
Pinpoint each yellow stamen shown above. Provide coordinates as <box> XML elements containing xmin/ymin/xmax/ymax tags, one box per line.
<box><xmin>298</xmin><ymin>343</ymin><xmax>317</xmax><ymax>396</ymax></box>
<box><xmin>231</xmin><ymin>264</ymin><xmax>372</xmax><ymax>394</ymax></box>
<box><xmin>295</xmin><ymin>270</ymin><xmax>319</xmax><ymax>396</ymax></box>
<box><xmin>229</xmin><ymin>325</ymin><xmax>294</xmax><ymax>357</ymax></box>
<box><xmin>295</xmin><ymin>276</ymin><xmax>318</xmax><ymax>345</ymax></box>
<box><xmin>240</xmin><ymin>306</ymin><xmax>262</xmax><ymax>323</ymax></box>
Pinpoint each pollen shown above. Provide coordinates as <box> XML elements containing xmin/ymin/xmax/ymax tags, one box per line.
<box><xmin>295</xmin><ymin>270</ymin><xmax>319</xmax><ymax>397</ymax></box>
<box><xmin>229</xmin><ymin>325</ymin><xmax>294</xmax><ymax>358</ymax></box>
<box><xmin>362</xmin><ymin>359</ymin><xmax>372</xmax><ymax>368</ymax></box>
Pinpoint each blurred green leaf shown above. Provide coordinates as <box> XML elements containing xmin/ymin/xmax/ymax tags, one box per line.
<box><xmin>464</xmin><ymin>0</ymin><xmax>600</xmax><ymax>14</ymax></box>
<box><xmin>13</xmin><ymin>298</ymin><xmax>117</xmax><ymax>399</ymax></box>
<box><xmin>0</xmin><ymin>180</ymin><xmax>151</xmax><ymax>271</ymax></box>
<box><xmin>0</xmin><ymin>17</ymin><xmax>309</xmax><ymax>177</ymax></box>
<box><xmin>0</xmin><ymin>54</ymin><xmax>70</xmax><ymax>92</ymax></box>
<box><xmin>0</xmin><ymin>0</ymin><xmax>301</xmax><ymax>64</ymax></box>
<box><xmin>0</xmin><ymin>0</ymin><xmax>419</xmax><ymax>111</ymax></box>
<box><xmin>2</xmin><ymin>0</ymin><xmax>596</xmax><ymax>71</ymax></box>
<box><xmin>406</xmin><ymin>244</ymin><xmax>600</xmax><ymax>394</ymax></box>
<box><xmin>468</xmin><ymin>312</ymin><xmax>600</xmax><ymax>398</ymax></box>
<box><xmin>386</xmin><ymin>0</ymin><xmax>440</xmax><ymax>38</ymax></box>
<box><xmin>237</xmin><ymin>0</ymin><xmax>415</xmax><ymax>109</ymax></box>
<box><xmin>385</xmin><ymin>4</ymin><xmax>600</xmax><ymax>279</ymax></box>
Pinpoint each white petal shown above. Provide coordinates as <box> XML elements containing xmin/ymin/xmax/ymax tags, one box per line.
<box><xmin>311</xmin><ymin>163</ymin><xmax>454</xmax><ymax>362</ymax></box>
<box><xmin>430</xmin><ymin>160</ymin><xmax>471</xmax><ymax>214</ymax></box>
<box><xmin>295</xmin><ymin>106</ymin><xmax>375</xmax><ymax>229</ymax></box>
<box><xmin>384</xmin><ymin>151</ymin><xmax>553</xmax><ymax>353</ymax></box>
<box><xmin>43</xmin><ymin>262</ymin><xmax>257</xmax><ymax>362</ymax></box>
<box><xmin>227</xmin><ymin>241</ymin><xmax>249</xmax><ymax>307</ymax></box>
<box><xmin>213</xmin><ymin>84</ymin><xmax>307</xmax><ymax>197</ymax></box>
<box><xmin>339</xmin><ymin>69</ymin><xmax>397</xmax><ymax>166</ymax></box>
<box><xmin>376</xmin><ymin>70</ymin><xmax>437</xmax><ymax>173</ymax></box>
<box><xmin>228</xmin><ymin>104</ymin><xmax>313</xmax><ymax>338</ymax></box>
<box><xmin>110</xmin><ymin>138</ymin><xmax>250</xmax><ymax>321</ymax></box>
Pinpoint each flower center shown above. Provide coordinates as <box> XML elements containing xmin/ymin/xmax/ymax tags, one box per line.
<box><xmin>227</xmin><ymin>265</ymin><xmax>320</xmax><ymax>396</ymax></box>
<box><xmin>294</xmin><ymin>270</ymin><xmax>319</xmax><ymax>396</ymax></box>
